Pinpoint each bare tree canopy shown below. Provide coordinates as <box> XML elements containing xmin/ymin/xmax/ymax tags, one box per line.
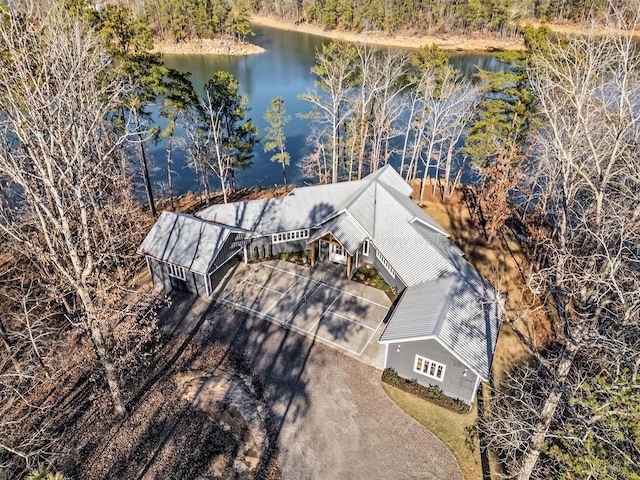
<box><xmin>0</xmin><ymin>6</ymin><xmax>144</xmax><ymax>420</ymax></box>
<box><xmin>483</xmin><ymin>4</ymin><xmax>640</xmax><ymax>478</ymax></box>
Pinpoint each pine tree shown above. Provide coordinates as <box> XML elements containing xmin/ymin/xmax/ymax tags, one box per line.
<box><xmin>263</xmin><ymin>97</ymin><xmax>291</xmax><ymax>187</ymax></box>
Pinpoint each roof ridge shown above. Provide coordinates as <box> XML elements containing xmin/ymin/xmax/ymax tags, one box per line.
<box><xmin>430</xmin><ymin>272</ymin><xmax>460</xmax><ymax>338</ymax></box>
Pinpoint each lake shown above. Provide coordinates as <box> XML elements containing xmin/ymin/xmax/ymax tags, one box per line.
<box><xmin>150</xmin><ymin>24</ymin><xmax>505</xmax><ymax>195</ymax></box>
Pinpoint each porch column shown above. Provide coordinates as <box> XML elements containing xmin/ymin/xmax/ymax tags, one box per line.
<box><xmin>310</xmin><ymin>240</ymin><xmax>316</xmax><ymax>267</ymax></box>
<box><xmin>243</xmin><ymin>245</ymin><xmax>248</xmax><ymax>264</ymax></box>
<box><xmin>346</xmin><ymin>253</ymin><xmax>352</xmax><ymax>278</ymax></box>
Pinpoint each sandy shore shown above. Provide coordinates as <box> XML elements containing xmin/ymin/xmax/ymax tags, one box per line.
<box><xmin>152</xmin><ymin>38</ymin><xmax>266</xmax><ymax>56</ymax></box>
<box><xmin>251</xmin><ymin>14</ymin><xmax>526</xmax><ymax>52</ymax></box>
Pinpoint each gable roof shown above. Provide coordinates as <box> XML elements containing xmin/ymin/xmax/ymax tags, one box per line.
<box><xmin>309</xmin><ymin>213</ymin><xmax>368</xmax><ymax>255</ymax></box>
<box><xmin>197</xmin><ymin>181</ymin><xmax>365</xmax><ymax>235</ymax></box>
<box><xmin>379</xmin><ymin>263</ymin><xmax>503</xmax><ymax>381</ymax></box>
<box><xmin>137</xmin><ymin>211</ymin><xmax>242</xmax><ymax>275</ymax></box>
<box><xmin>139</xmin><ymin>166</ymin><xmax>503</xmax><ymax>382</ymax></box>
<box><xmin>370</xmin><ymin>183</ymin><xmax>457</xmax><ymax>285</ymax></box>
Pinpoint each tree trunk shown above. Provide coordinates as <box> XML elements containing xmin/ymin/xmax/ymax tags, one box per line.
<box><xmin>357</xmin><ymin>113</ymin><xmax>370</xmax><ymax>180</ymax></box>
<box><xmin>133</xmin><ymin>110</ymin><xmax>156</xmax><ymax>218</ymax></box>
<box><xmin>419</xmin><ymin>161</ymin><xmax>430</xmax><ymax>206</ymax></box>
<box><xmin>88</xmin><ymin>320</ymin><xmax>126</xmax><ymax>417</ymax></box>
<box><xmin>282</xmin><ymin>161</ymin><xmax>287</xmax><ymax>189</ymax></box>
<box><xmin>76</xmin><ymin>283</ymin><xmax>126</xmax><ymax>416</ymax></box>
<box><xmin>167</xmin><ymin>124</ymin><xmax>175</xmax><ymax>210</ymax></box>
<box><xmin>517</xmin><ymin>341</ymin><xmax>579</xmax><ymax>480</ymax></box>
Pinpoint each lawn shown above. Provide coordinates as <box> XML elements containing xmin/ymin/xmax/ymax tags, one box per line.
<box><xmin>383</xmin><ymin>384</ymin><xmax>482</xmax><ymax>480</ymax></box>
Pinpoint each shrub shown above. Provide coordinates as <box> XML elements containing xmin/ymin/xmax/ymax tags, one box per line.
<box><xmin>453</xmin><ymin>398</ymin><xmax>469</xmax><ymax>414</ymax></box>
<box><xmin>427</xmin><ymin>385</ymin><xmax>444</xmax><ymax>401</ymax></box>
<box><xmin>407</xmin><ymin>378</ymin><xmax>420</xmax><ymax>392</ymax></box>
<box><xmin>381</xmin><ymin>367</ymin><xmax>400</xmax><ymax>386</ymax></box>
<box><xmin>26</xmin><ymin>464</ymin><xmax>65</xmax><ymax>480</ymax></box>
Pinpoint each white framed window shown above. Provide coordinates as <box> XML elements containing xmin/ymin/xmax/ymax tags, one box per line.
<box><xmin>362</xmin><ymin>239</ymin><xmax>370</xmax><ymax>256</ymax></box>
<box><xmin>271</xmin><ymin>229</ymin><xmax>310</xmax><ymax>244</ymax></box>
<box><xmin>375</xmin><ymin>250</ymin><xmax>396</xmax><ymax>279</ymax></box>
<box><xmin>414</xmin><ymin>355</ymin><xmax>446</xmax><ymax>381</ymax></box>
<box><xmin>167</xmin><ymin>263</ymin><xmax>186</xmax><ymax>280</ymax></box>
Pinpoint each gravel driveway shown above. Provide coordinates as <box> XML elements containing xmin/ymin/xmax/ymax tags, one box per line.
<box><xmin>166</xmin><ymin>296</ymin><xmax>463</xmax><ymax>480</ymax></box>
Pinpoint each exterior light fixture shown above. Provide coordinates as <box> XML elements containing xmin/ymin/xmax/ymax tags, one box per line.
<box><xmin>396</xmin><ymin>345</ymin><xmax>401</xmax><ymax>353</ymax></box>
<box><xmin>463</xmin><ymin>368</ymin><xmax>468</xmax><ymax>377</ymax></box>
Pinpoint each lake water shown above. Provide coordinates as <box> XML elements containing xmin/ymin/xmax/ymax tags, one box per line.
<box><xmin>150</xmin><ymin>24</ymin><xmax>504</xmax><ymax>195</ymax></box>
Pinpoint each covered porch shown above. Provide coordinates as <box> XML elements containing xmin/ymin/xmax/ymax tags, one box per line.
<box><xmin>308</xmin><ymin>232</ymin><xmax>359</xmax><ymax>279</ymax></box>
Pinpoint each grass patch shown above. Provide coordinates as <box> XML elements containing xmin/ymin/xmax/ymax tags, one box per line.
<box><xmin>383</xmin><ymin>383</ymin><xmax>481</xmax><ymax>480</ymax></box>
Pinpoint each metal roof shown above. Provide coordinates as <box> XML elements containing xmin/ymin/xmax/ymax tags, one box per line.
<box><xmin>371</xmin><ymin>183</ymin><xmax>457</xmax><ymax>286</ymax></box>
<box><xmin>138</xmin><ymin>212</ymin><xmax>236</xmax><ymax>275</ymax></box>
<box><xmin>308</xmin><ymin>213</ymin><xmax>368</xmax><ymax>255</ymax></box>
<box><xmin>382</xmin><ymin>182</ymin><xmax>450</xmax><ymax>237</ymax></box>
<box><xmin>378</xmin><ymin>275</ymin><xmax>457</xmax><ymax>341</ymax></box>
<box><xmin>197</xmin><ymin>181</ymin><xmax>364</xmax><ymax>235</ymax></box>
<box><xmin>373</xmin><ymin>164</ymin><xmax>414</xmax><ymax>196</ymax></box>
<box><xmin>379</xmin><ymin>266</ymin><xmax>503</xmax><ymax>381</ymax></box>
<box><xmin>140</xmin><ymin>166</ymin><xmax>503</xmax><ymax>381</ymax></box>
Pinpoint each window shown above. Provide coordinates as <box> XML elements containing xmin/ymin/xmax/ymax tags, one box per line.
<box><xmin>167</xmin><ymin>263</ymin><xmax>186</xmax><ymax>280</ymax></box>
<box><xmin>375</xmin><ymin>250</ymin><xmax>396</xmax><ymax>279</ymax></box>
<box><xmin>271</xmin><ymin>229</ymin><xmax>310</xmax><ymax>244</ymax></box>
<box><xmin>414</xmin><ymin>355</ymin><xmax>446</xmax><ymax>381</ymax></box>
<box><xmin>362</xmin><ymin>239</ymin><xmax>370</xmax><ymax>256</ymax></box>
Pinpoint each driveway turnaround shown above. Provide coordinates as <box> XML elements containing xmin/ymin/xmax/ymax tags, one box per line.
<box><xmin>162</xmin><ymin>293</ymin><xmax>464</xmax><ymax>480</ymax></box>
<box><xmin>211</xmin><ymin>260</ymin><xmax>391</xmax><ymax>369</ymax></box>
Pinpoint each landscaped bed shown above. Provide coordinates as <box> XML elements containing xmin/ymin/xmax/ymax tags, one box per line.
<box><xmin>352</xmin><ymin>264</ymin><xmax>397</xmax><ymax>300</ymax></box>
<box><xmin>382</xmin><ymin>367</ymin><xmax>469</xmax><ymax>414</ymax></box>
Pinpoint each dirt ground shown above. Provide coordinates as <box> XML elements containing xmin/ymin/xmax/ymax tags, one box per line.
<box><xmin>151</xmin><ymin>38</ymin><xmax>265</xmax><ymax>55</ymax></box>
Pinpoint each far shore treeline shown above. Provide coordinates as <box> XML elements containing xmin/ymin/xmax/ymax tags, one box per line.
<box><xmin>0</xmin><ymin>1</ymin><xmax>639</xmax><ymax>479</ymax></box>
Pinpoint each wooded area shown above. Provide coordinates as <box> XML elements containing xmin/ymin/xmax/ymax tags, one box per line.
<box><xmin>0</xmin><ymin>0</ymin><xmax>639</xmax><ymax>478</ymax></box>
<box><xmin>251</xmin><ymin>0</ymin><xmax>616</xmax><ymax>35</ymax></box>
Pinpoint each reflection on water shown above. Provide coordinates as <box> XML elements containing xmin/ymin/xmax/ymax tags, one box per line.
<box><xmin>150</xmin><ymin>24</ymin><xmax>505</xmax><ymax>195</ymax></box>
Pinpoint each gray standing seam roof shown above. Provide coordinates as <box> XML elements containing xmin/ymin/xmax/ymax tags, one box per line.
<box><xmin>308</xmin><ymin>213</ymin><xmax>368</xmax><ymax>255</ymax></box>
<box><xmin>139</xmin><ymin>165</ymin><xmax>503</xmax><ymax>383</ymax></box>
<box><xmin>137</xmin><ymin>211</ymin><xmax>238</xmax><ymax>275</ymax></box>
<box><xmin>379</xmin><ymin>265</ymin><xmax>503</xmax><ymax>380</ymax></box>
<box><xmin>197</xmin><ymin>181</ymin><xmax>365</xmax><ymax>235</ymax></box>
<box><xmin>371</xmin><ymin>183</ymin><xmax>457</xmax><ymax>286</ymax></box>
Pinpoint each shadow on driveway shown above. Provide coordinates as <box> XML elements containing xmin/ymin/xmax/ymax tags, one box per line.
<box><xmin>160</xmin><ymin>292</ymin><xmax>463</xmax><ymax>480</ymax></box>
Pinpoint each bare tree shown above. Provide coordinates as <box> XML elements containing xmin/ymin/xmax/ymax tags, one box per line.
<box><xmin>298</xmin><ymin>124</ymin><xmax>331</xmax><ymax>184</ymax></box>
<box><xmin>367</xmin><ymin>48</ymin><xmax>411</xmax><ymax>174</ymax></box>
<box><xmin>483</xmin><ymin>8</ymin><xmax>640</xmax><ymax>479</ymax></box>
<box><xmin>409</xmin><ymin>67</ymin><xmax>478</xmax><ymax>205</ymax></box>
<box><xmin>0</xmin><ymin>8</ymin><xmax>143</xmax><ymax>416</ymax></box>
<box><xmin>299</xmin><ymin>40</ymin><xmax>358</xmax><ymax>183</ymax></box>
<box><xmin>186</xmin><ymin>88</ymin><xmax>242</xmax><ymax>204</ymax></box>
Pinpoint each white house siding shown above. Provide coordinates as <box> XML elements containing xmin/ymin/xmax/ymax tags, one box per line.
<box><xmin>370</xmin><ymin>244</ymin><xmax>406</xmax><ymax>293</ymax></box>
<box><xmin>385</xmin><ymin>338</ymin><xmax>479</xmax><ymax>404</ymax></box>
<box><xmin>147</xmin><ymin>257</ymin><xmax>207</xmax><ymax>296</ymax></box>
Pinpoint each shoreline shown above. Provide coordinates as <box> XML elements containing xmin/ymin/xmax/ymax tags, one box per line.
<box><xmin>251</xmin><ymin>14</ymin><xmax>640</xmax><ymax>52</ymax></box>
<box><xmin>151</xmin><ymin>38</ymin><xmax>266</xmax><ymax>56</ymax></box>
<box><xmin>251</xmin><ymin>14</ymin><xmax>526</xmax><ymax>52</ymax></box>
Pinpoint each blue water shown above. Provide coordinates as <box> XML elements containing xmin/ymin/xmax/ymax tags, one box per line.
<box><xmin>149</xmin><ymin>24</ymin><xmax>504</xmax><ymax>195</ymax></box>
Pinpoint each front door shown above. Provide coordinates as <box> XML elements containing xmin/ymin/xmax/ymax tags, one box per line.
<box><xmin>329</xmin><ymin>243</ymin><xmax>347</xmax><ymax>264</ymax></box>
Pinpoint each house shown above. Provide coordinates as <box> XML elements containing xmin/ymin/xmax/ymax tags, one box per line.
<box><xmin>138</xmin><ymin>165</ymin><xmax>503</xmax><ymax>404</ymax></box>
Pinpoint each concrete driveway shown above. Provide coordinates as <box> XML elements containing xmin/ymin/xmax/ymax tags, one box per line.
<box><xmin>161</xmin><ymin>288</ymin><xmax>463</xmax><ymax>480</ymax></box>
<box><xmin>211</xmin><ymin>260</ymin><xmax>392</xmax><ymax>369</ymax></box>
